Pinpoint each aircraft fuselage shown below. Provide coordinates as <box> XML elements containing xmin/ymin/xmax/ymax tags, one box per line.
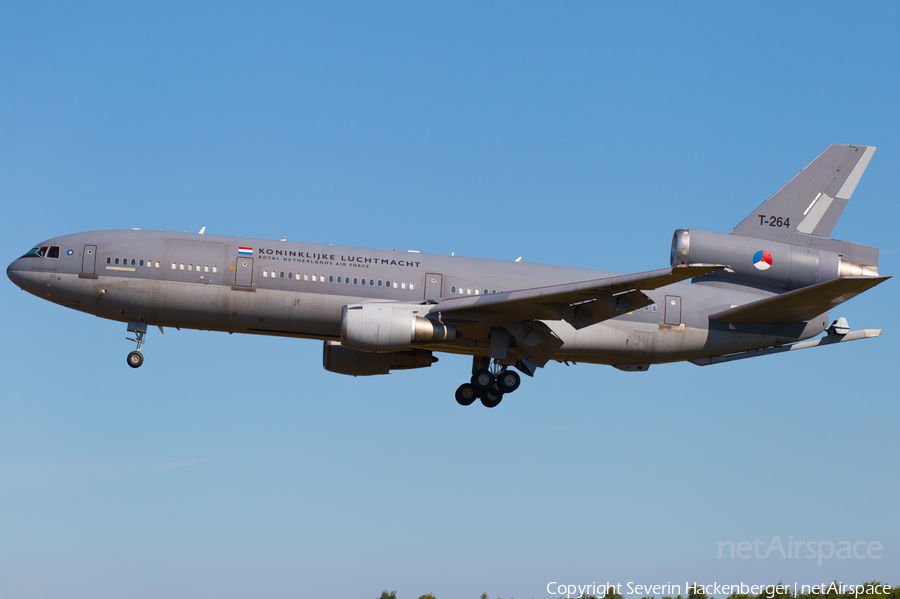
<box><xmin>6</xmin><ymin>229</ymin><xmax>827</xmax><ymax>370</ymax></box>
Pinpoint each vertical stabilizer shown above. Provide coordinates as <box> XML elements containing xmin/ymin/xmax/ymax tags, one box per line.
<box><xmin>731</xmin><ymin>144</ymin><xmax>875</xmax><ymax>241</ymax></box>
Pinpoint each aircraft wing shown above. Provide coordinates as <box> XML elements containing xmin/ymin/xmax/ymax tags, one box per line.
<box><xmin>433</xmin><ymin>264</ymin><xmax>724</xmax><ymax>330</ymax></box>
<box><xmin>709</xmin><ymin>276</ymin><xmax>889</xmax><ymax>324</ymax></box>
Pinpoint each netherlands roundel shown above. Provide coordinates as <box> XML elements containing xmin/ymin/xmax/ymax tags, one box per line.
<box><xmin>752</xmin><ymin>250</ymin><xmax>773</xmax><ymax>271</ymax></box>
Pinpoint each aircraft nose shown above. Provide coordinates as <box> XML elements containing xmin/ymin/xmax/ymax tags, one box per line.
<box><xmin>7</xmin><ymin>258</ymin><xmax>30</xmax><ymax>289</ymax></box>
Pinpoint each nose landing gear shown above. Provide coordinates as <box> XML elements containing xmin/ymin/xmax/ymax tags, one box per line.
<box><xmin>455</xmin><ymin>357</ymin><xmax>523</xmax><ymax>408</ymax></box>
<box><xmin>125</xmin><ymin>321</ymin><xmax>148</xmax><ymax>369</ymax></box>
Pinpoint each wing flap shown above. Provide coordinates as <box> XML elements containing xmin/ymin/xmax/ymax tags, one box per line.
<box><xmin>709</xmin><ymin>276</ymin><xmax>889</xmax><ymax>324</ymax></box>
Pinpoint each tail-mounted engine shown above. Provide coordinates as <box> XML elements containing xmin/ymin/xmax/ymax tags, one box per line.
<box><xmin>671</xmin><ymin>229</ymin><xmax>878</xmax><ymax>291</ymax></box>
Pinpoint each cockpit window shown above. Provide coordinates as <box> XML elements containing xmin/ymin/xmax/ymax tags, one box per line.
<box><xmin>20</xmin><ymin>246</ymin><xmax>60</xmax><ymax>259</ymax></box>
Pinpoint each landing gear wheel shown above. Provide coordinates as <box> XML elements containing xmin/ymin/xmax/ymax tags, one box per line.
<box><xmin>455</xmin><ymin>383</ymin><xmax>477</xmax><ymax>406</ymax></box>
<box><xmin>471</xmin><ymin>369</ymin><xmax>494</xmax><ymax>390</ymax></box>
<box><xmin>497</xmin><ymin>370</ymin><xmax>521</xmax><ymax>393</ymax></box>
<box><xmin>127</xmin><ymin>351</ymin><xmax>144</xmax><ymax>369</ymax></box>
<box><xmin>481</xmin><ymin>390</ymin><xmax>503</xmax><ymax>408</ymax></box>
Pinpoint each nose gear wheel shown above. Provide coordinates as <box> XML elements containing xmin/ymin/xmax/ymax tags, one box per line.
<box><xmin>125</xmin><ymin>321</ymin><xmax>148</xmax><ymax>369</ymax></box>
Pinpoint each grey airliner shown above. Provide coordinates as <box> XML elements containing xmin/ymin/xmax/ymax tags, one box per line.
<box><xmin>7</xmin><ymin>144</ymin><xmax>888</xmax><ymax>407</ymax></box>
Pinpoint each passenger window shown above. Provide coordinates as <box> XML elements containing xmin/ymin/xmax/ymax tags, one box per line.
<box><xmin>312</xmin><ymin>275</ymin><xmax>317</xmax><ymax>281</ymax></box>
<box><xmin>140</xmin><ymin>260</ymin><xmax>144</xmax><ymax>266</ymax></box>
<box><xmin>280</xmin><ymin>272</ymin><xmax>285</xmax><ymax>278</ymax></box>
<box><xmin>475</xmin><ymin>289</ymin><xmax>480</xmax><ymax>295</ymax></box>
<box><xmin>328</xmin><ymin>275</ymin><xmax>333</xmax><ymax>282</ymax></box>
<box><xmin>353</xmin><ymin>278</ymin><xmax>358</xmax><ymax>284</ymax></box>
<box><xmin>171</xmin><ymin>263</ymin><xmax>176</xmax><ymax>269</ymax></box>
<box><xmin>483</xmin><ymin>289</ymin><xmax>488</xmax><ymax>294</ymax></box>
<box><xmin>409</xmin><ymin>283</ymin><xmax>414</xmax><ymax>290</ymax></box>
<box><xmin>115</xmin><ymin>258</ymin><xmax>119</xmax><ymax>265</ymax></box>
<box><xmin>393</xmin><ymin>282</ymin><xmax>398</xmax><ymax>289</ymax></box>
<box><xmin>204</xmin><ymin>265</ymin><xmax>209</xmax><ymax>272</ymax></box>
<box><xmin>131</xmin><ymin>259</ymin><xmax>136</xmax><ymax>266</ymax></box>
<box><xmin>188</xmin><ymin>264</ymin><xmax>193</xmax><ymax>271</ymax></box>
<box><xmin>467</xmin><ymin>288</ymin><xmax>472</xmax><ymax>294</ymax></box>
<box><xmin>369</xmin><ymin>279</ymin><xmax>374</xmax><ymax>286</ymax></box>
<box><xmin>304</xmin><ymin>274</ymin><xmax>309</xmax><ymax>281</ymax></box>
<box><xmin>288</xmin><ymin>272</ymin><xmax>293</xmax><ymax>279</ymax></box>
<box><xmin>155</xmin><ymin>261</ymin><xmax>160</xmax><ymax>268</ymax></box>
<box><xmin>361</xmin><ymin>278</ymin><xmax>366</xmax><ymax>285</ymax></box>
<box><xmin>212</xmin><ymin>265</ymin><xmax>217</xmax><ymax>273</ymax></box>
<box><xmin>180</xmin><ymin>263</ymin><xmax>185</xmax><ymax>270</ymax></box>
<box><xmin>385</xmin><ymin>280</ymin><xmax>390</xmax><ymax>288</ymax></box>
<box><xmin>451</xmin><ymin>286</ymin><xmax>456</xmax><ymax>293</ymax></box>
<box><xmin>263</xmin><ymin>270</ymin><xmax>268</xmax><ymax>277</ymax></box>
<box><xmin>401</xmin><ymin>282</ymin><xmax>407</xmax><ymax>289</ymax></box>
<box><xmin>107</xmin><ymin>258</ymin><xmax>111</xmax><ymax>264</ymax></box>
<box><xmin>48</xmin><ymin>246</ymin><xmax>60</xmax><ymax>259</ymax></box>
<box><xmin>336</xmin><ymin>276</ymin><xmax>341</xmax><ymax>283</ymax></box>
<box><xmin>377</xmin><ymin>280</ymin><xmax>382</xmax><ymax>287</ymax></box>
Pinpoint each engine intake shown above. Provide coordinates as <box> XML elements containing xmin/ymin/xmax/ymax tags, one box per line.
<box><xmin>341</xmin><ymin>304</ymin><xmax>457</xmax><ymax>352</ymax></box>
<box><xmin>323</xmin><ymin>341</ymin><xmax>436</xmax><ymax>376</ymax></box>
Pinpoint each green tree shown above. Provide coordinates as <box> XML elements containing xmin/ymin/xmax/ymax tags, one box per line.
<box><xmin>418</xmin><ymin>594</ymin><xmax>438</xmax><ymax>599</ymax></box>
<box><xmin>378</xmin><ymin>591</ymin><xmax>397</xmax><ymax>599</ymax></box>
<box><xmin>687</xmin><ymin>584</ymin><xmax>709</xmax><ymax>599</ymax></box>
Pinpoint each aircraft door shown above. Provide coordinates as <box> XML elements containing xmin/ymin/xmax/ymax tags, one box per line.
<box><xmin>235</xmin><ymin>257</ymin><xmax>254</xmax><ymax>287</ymax></box>
<box><xmin>664</xmin><ymin>295</ymin><xmax>682</xmax><ymax>326</ymax></box>
<box><xmin>82</xmin><ymin>245</ymin><xmax>97</xmax><ymax>275</ymax></box>
<box><xmin>424</xmin><ymin>273</ymin><xmax>442</xmax><ymax>300</ymax></box>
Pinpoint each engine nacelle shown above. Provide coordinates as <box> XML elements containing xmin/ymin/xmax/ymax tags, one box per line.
<box><xmin>671</xmin><ymin>229</ymin><xmax>878</xmax><ymax>291</ymax></box>
<box><xmin>323</xmin><ymin>341</ymin><xmax>435</xmax><ymax>376</ymax></box>
<box><xmin>341</xmin><ymin>304</ymin><xmax>457</xmax><ymax>352</ymax></box>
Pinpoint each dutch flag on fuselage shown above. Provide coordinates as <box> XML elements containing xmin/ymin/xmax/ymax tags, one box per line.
<box><xmin>238</xmin><ymin>247</ymin><xmax>253</xmax><ymax>255</ymax></box>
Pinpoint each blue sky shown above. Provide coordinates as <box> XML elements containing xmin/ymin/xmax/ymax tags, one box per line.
<box><xmin>1</xmin><ymin>3</ymin><xmax>898</xmax><ymax>598</ymax></box>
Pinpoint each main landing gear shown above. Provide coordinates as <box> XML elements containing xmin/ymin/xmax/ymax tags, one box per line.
<box><xmin>125</xmin><ymin>321</ymin><xmax>148</xmax><ymax>369</ymax></box>
<box><xmin>455</xmin><ymin>357</ymin><xmax>522</xmax><ymax>408</ymax></box>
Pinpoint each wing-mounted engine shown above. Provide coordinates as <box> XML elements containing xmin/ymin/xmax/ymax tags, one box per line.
<box><xmin>323</xmin><ymin>341</ymin><xmax>436</xmax><ymax>376</ymax></box>
<box><xmin>671</xmin><ymin>228</ymin><xmax>879</xmax><ymax>291</ymax></box>
<box><xmin>341</xmin><ymin>303</ymin><xmax>458</xmax><ymax>352</ymax></box>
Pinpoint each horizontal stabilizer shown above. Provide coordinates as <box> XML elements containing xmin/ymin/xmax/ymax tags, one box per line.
<box><xmin>691</xmin><ymin>328</ymin><xmax>882</xmax><ymax>366</ymax></box>
<box><xmin>710</xmin><ymin>276</ymin><xmax>889</xmax><ymax>324</ymax></box>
